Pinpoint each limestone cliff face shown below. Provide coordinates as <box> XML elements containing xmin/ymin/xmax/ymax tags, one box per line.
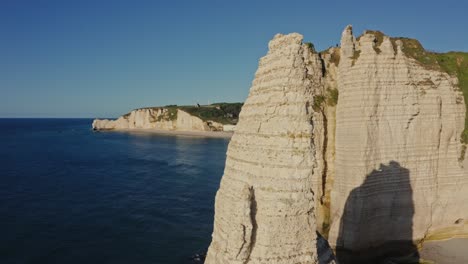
<box><xmin>327</xmin><ymin>26</ymin><xmax>468</xmax><ymax>261</ymax></box>
<box><xmin>92</xmin><ymin>108</ymin><xmax>224</xmax><ymax>131</ymax></box>
<box><xmin>206</xmin><ymin>26</ymin><xmax>468</xmax><ymax>264</ymax></box>
<box><xmin>205</xmin><ymin>33</ymin><xmax>335</xmax><ymax>264</ymax></box>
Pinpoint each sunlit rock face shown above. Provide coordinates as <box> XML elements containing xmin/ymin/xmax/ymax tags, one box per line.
<box><xmin>328</xmin><ymin>26</ymin><xmax>468</xmax><ymax>263</ymax></box>
<box><xmin>92</xmin><ymin>108</ymin><xmax>220</xmax><ymax>131</ymax></box>
<box><xmin>206</xmin><ymin>26</ymin><xmax>468</xmax><ymax>264</ymax></box>
<box><xmin>205</xmin><ymin>33</ymin><xmax>335</xmax><ymax>264</ymax></box>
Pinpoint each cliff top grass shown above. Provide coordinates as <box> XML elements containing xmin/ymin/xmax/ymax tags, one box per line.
<box><xmin>396</xmin><ymin>39</ymin><xmax>468</xmax><ymax>143</ymax></box>
<box><xmin>178</xmin><ymin>103</ymin><xmax>243</xmax><ymax>125</ymax></box>
<box><xmin>363</xmin><ymin>30</ymin><xmax>468</xmax><ymax>143</ymax></box>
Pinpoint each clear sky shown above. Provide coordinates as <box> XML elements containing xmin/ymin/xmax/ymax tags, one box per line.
<box><xmin>2</xmin><ymin>0</ymin><xmax>467</xmax><ymax>118</ymax></box>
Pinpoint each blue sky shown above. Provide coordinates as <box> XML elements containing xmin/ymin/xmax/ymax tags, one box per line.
<box><xmin>1</xmin><ymin>0</ymin><xmax>467</xmax><ymax>118</ymax></box>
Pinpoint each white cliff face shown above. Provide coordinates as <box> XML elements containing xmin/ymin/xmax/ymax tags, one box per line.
<box><xmin>175</xmin><ymin>109</ymin><xmax>210</xmax><ymax>131</ymax></box>
<box><xmin>205</xmin><ymin>33</ymin><xmax>336</xmax><ymax>264</ymax></box>
<box><xmin>92</xmin><ymin>108</ymin><xmax>226</xmax><ymax>132</ymax></box>
<box><xmin>92</xmin><ymin>108</ymin><xmax>173</xmax><ymax>130</ymax></box>
<box><xmin>327</xmin><ymin>26</ymin><xmax>468</xmax><ymax>262</ymax></box>
<box><xmin>206</xmin><ymin>26</ymin><xmax>468</xmax><ymax>264</ymax></box>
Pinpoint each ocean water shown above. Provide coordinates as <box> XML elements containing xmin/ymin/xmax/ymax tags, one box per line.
<box><xmin>0</xmin><ymin>118</ymin><xmax>229</xmax><ymax>264</ymax></box>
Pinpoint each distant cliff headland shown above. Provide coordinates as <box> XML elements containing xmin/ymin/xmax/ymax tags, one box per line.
<box><xmin>92</xmin><ymin>103</ymin><xmax>243</xmax><ymax>132</ymax></box>
<box><xmin>205</xmin><ymin>26</ymin><xmax>468</xmax><ymax>264</ymax></box>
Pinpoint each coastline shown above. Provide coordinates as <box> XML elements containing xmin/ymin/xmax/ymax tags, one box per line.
<box><xmin>94</xmin><ymin>128</ymin><xmax>234</xmax><ymax>139</ymax></box>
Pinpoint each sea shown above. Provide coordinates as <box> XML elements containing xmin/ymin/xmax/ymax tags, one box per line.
<box><xmin>0</xmin><ymin>118</ymin><xmax>229</xmax><ymax>264</ymax></box>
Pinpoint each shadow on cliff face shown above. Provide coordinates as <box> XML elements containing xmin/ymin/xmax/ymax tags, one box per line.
<box><xmin>335</xmin><ymin>161</ymin><xmax>420</xmax><ymax>264</ymax></box>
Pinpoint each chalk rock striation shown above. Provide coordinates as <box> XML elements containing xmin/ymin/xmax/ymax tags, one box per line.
<box><xmin>206</xmin><ymin>25</ymin><xmax>468</xmax><ymax>264</ymax></box>
<box><xmin>328</xmin><ymin>26</ymin><xmax>468</xmax><ymax>262</ymax></box>
<box><xmin>205</xmin><ymin>33</ymin><xmax>336</xmax><ymax>264</ymax></box>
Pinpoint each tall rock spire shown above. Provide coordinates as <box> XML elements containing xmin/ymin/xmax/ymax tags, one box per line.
<box><xmin>205</xmin><ymin>33</ymin><xmax>333</xmax><ymax>264</ymax></box>
<box><xmin>340</xmin><ymin>25</ymin><xmax>355</xmax><ymax>59</ymax></box>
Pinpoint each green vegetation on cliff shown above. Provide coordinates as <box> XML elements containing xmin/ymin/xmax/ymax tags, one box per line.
<box><xmin>157</xmin><ymin>107</ymin><xmax>178</xmax><ymax>121</ymax></box>
<box><xmin>351</xmin><ymin>50</ymin><xmax>361</xmax><ymax>66</ymax></box>
<box><xmin>305</xmin><ymin>42</ymin><xmax>316</xmax><ymax>53</ymax></box>
<box><xmin>178</xmin><ymin>103</ymin><xmax>243</xmax><ymax>125</ymax></box>
<box><xmin>313</xmin><ymin>89</ymin><xmax>339</xmax><ymax>112</ymax></box>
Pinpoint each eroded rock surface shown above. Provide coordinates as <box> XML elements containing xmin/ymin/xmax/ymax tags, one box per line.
<box><xmin>206</xmin><ymin>25</ymin><xmax>468</xmax><ymax>264</ymax></box>
<box><xmin>205</xmin><ymin>33</ymin><xmax>334</xmax><ymax>264</ymax></box>
<box><xmin>328</xmin><ymin>26</ymin><xmax>468</xmax><ymax>262</ymax></box>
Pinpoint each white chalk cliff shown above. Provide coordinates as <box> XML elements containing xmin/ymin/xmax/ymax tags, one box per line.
<box><xmin>92</xmin><ymin>108</ymin><xmax>226</xmax><ymax>132</ymax></box>
<box><xmin>206</xmin><ymin>26</ymin><xmax>468</xmax><ymax>264</ymax></box>
<box><xmin>328</xmin><ymin>26</ymin><xmax>468</xmax><ymax>263</ymax></box>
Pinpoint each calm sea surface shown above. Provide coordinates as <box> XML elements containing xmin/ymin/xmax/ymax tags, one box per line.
<box><xmin>0</xmin><ymin>118</ymin><xmax>229</xmax><ymax>264</ymax></box>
